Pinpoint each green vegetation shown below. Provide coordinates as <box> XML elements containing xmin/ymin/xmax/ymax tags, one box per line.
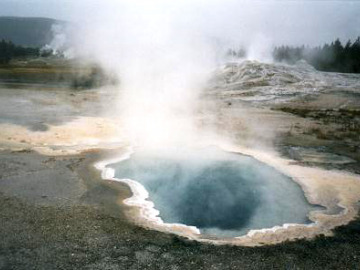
<box><xmin>0</xmin><ymin>39</ymin><xmax>40</xmax><ymax>64</ymax></box>
<box><xmin>273</xmin><ymin>38</ymin><xmax>360</xmax><ymax>73</ymax></box>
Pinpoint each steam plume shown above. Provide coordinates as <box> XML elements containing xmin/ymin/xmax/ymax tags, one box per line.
<box><xmin>69</xmin><ymin>1</ymin><xmax>217</xmax><ymax>147</ymax></box>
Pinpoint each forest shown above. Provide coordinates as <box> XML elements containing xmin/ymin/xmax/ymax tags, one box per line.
<box><xmin>0</xmin><ymin>39</ymin><xmax>41</xmax><ymax>64</ymax></box>
<box><xmin>273</xmin><ymin>38</ymin><xmax>360</xmax><ymax>73</ymax></box>
<box><xmin>1</xmin><ymin>37</ymin><xmax>360</xmax><ymax>73</ymax></box>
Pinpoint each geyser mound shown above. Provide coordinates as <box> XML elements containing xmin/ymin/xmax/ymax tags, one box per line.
<box><xmin>109</xmin><ymin>147</ymin><xmax>317</xmax><ymax>238</ymax></box>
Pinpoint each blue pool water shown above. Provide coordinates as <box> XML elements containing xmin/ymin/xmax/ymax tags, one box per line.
<box><xmin>110</xmin><ymin>147</ymin><xmax>316</xmax><ymax>237</ymax></box>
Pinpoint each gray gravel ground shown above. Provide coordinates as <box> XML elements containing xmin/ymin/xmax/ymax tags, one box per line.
<box><xmin>1</xmin><ymin>73</ymin><xmax>360</xmax><ymax>269</ymax></box>
<box><xmin>0</xmin><ymin>149</ymin><xmax>360</xmax><ymax>270</ymax></box>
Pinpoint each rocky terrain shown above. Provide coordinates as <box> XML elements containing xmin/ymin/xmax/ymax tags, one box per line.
<box><xmin>0</xmin><ymin>60</ymin><xmax>360</xmax><ymax>269</ymax></box>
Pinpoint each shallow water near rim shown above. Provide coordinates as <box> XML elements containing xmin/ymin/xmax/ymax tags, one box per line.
<box><xmin>110</xmin><ymin>147</ymin><xmax>318</xmax><ymax>238</ymax></box>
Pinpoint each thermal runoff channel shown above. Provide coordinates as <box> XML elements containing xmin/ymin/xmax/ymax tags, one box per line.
<box><xmin>109</xmin><ymin>147</ymin><xmax>317</xmax><ymax>237</ymax></box>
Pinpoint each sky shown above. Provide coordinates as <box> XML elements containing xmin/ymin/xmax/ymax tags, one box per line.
<box><xmin>1</xmin><ymin>0</ymin><xmax>360</xmax><ymax>46</ymax></box>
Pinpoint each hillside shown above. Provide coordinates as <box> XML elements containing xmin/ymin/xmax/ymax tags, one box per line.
<box><xmin>0</xmin><ymin>16</ymin><xmax>63</xmax><ymax>47</ymax></box>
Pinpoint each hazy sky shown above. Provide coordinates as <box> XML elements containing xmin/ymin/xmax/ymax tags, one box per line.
<box><xmin>1</xmin><ymin>0</ymin><xmax>359</xmax><ymax>46</ymax></box>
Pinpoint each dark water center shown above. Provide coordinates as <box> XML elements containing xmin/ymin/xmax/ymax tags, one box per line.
<box><xmin>110</xmin><ymin>147</ymin><xmax>316</xmax><ymax>237</ymax></box>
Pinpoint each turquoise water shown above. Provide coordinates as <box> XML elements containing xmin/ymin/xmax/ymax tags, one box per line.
<box><xmin>110</xmin><ymin>147</ymin><xmax>316</xmax><ymax>237</ymax></box>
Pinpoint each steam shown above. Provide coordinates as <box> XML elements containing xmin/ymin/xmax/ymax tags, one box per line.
<box><xmin>246</xmin><ymin>34</ymin><xmax>273</xmax><ymax>62</ymax></box>
<box><xmin>110</xmin><ymin>146</ymin><xmax>316</xmax><ymax>237</ymax></box>
<box><xmin>42</xmin><ymin>24</ymin><xmax>74</xmax><ymax>58</ymax></box>
<box><xmin>67</xmin><ymin>1</ymin><xmax>219</xmax><ymax>148</ymax></box>
<box><xmin>47</xmin><ymin>0</ymin><xmax>360</xmax><ymax>148</ymax></box>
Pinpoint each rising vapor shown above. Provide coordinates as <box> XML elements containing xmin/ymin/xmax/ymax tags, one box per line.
<box><xmin>50</xmin><ymin>0</ymin><xmax>360</xmax><ymax>147</ymax></box>
<box><xmin>67</xmin><ymin>0</ymin><xmax>220</xmax><ymax>147</ymax></box>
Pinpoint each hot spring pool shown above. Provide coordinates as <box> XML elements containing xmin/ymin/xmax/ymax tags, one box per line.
<box><xmin>109</xmin><ymin>147</ymin><xmax>317</xmax><ymax>238</ymax></box>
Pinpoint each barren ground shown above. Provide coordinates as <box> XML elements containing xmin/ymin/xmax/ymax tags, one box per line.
<box><xmin>0</xmin><ymin>60</ymin><xmax>360</xmax><ymax>269</ymax></box>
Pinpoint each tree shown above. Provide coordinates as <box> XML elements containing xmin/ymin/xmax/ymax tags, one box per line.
<box><xmin>0</xmin><ymin>39</ymin><xmax>40</xmax><ymax>64</ymax></box>
<box><xmin>272</xmin><ymin>37</ymin><xmax>360</xmax><ymax>73</ymax></box>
